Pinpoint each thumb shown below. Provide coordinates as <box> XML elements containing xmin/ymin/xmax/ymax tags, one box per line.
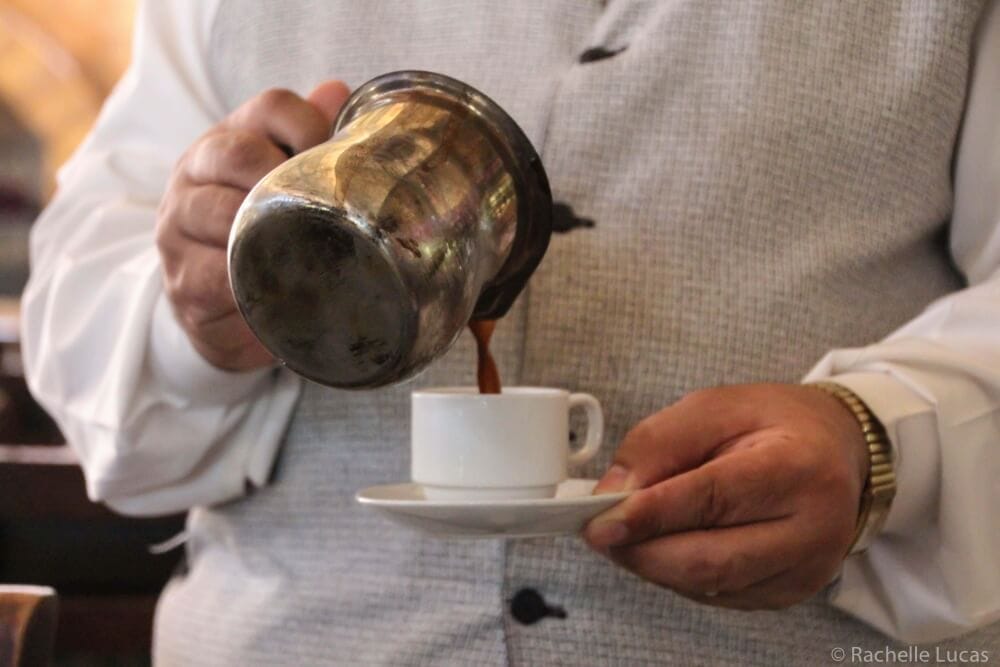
<box><xmin>307</xmin><ymin>79</ymin><xmax>352</xmax><ymax>127</ymax></box>
<box><xmin>594</xmin><ymin>386</ymin><xmax>758</xmax><ymax>494</ymax></box>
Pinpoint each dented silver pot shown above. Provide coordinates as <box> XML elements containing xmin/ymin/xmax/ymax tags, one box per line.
<box><xmin>227</xmin><ymin>70</ymin><xmax>552</xmax><ymax>389</ymax></box>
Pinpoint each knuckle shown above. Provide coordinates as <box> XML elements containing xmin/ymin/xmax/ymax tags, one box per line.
<box><xmin>154</xmin><ymin>207</ymin><xmax>174</xmax><ymax>252</ymax></box>
<box><xmin>615</xmin><ymin>419</ymin><xmax>659</xmax><ymax>476</ymax></box>
<box><xmin>643</xmin><ymin>484</ymin><xmax>676</xmax><ymax>535</ymax></box>
<box><xmin>172</xmin><ymin>138</ymin><xmax>202</xmax><ymax>177</ymax></box>
<box><xmin>781</xmin><ymin>444</ymin><xmax>816</xmax><ymax>480</ymax></box>
<box><xmin>629</xmin><ymin>420</ymin><xmax>652</xmax><ymax>444</ymax></box>
<box><xmin>187</xmin><ymin>131</ymin><xmax>227</xmax><ymax>170</ymax></box>
<box><xmin>175</xmin><ymin>305</ymin><xmax>205</xmax><ymax>336</ymax></box>
<box><xmin>697</xmin><ymin>472</ymin><xmax>728</xmax><ymax>526</ymax></box>
<box><xmin>676</xmin><ymin>388</ymin><xmax>710</xmax><ymax>410</ymax></box>
<box><xmin>157</xmin><ymin>247</ymin><xmax>180</xmax><ymax>284</ymax></box>
<box><xmin>162</xmin><ymin>274</ymin><xmax>183</xmax><ymax>308</ymax></box>
<box><xmin>220</xmin><ymin>131</ymin><xmax>270</xmax><ymax>171</ymax></box>
<box><xmin>256</xmin><ymin>87</ymin><xmax>299</xmax><ymax>114</ymax></box>
<box><xmin>623</xmin><ymin>419</ymin><xmax>657</xmax><ymax>453</ymax></box>
<box><xmin>677</xmin><ymin>385</ymin><xmax>726</xmax><ymax>411</ymax></box>
<box><xmin>731</xmin><ymin>454</ymin><xmax>771</xmax><ymax>488</ymax></box>
<box><xmin>155</xmin><ymin>179</ymin><xmax>187</xmax><ymax>245</ymax></box>
<box><xmin>197</xmin><ymin>186</ymin><xmax>242</xmax><ymax>232</ymax></box>
<box><xmin>620</xmin><ymin>490</ymin><xmax>660</xmax><ymax>537</ymax></box>
<box><xmin>729</xmin><ymin>458</ymin><xmax>782</xmax><ymax>518</ymax></box>
<box><xmin>175</xmin><ymin>265</ymin><xmax>227</xmax><ymax>316</ymax></box>
<box><xmin>172</xmin><ymin>271</ymin><xmax>202</xmax><ymax>311</ymax></box>
<box><xmin>682</xmin><ymin>549</ymin><xmax>732</xmax><ymax>592</ymax></box>
<box><xmin>217</xmin><ymin>189</ymin><xmax>246</xmax><ymax>226</ymax></box>
<box><xmin>157</xmin><ymin>232</ymin><xmax>180</xmax><ymax>266</ymax></box>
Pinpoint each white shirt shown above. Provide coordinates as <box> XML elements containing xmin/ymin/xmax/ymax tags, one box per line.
<box><xmin>20</xmin><ymin>0</ymin><xmax>1000</xmax><ymax>644</ymax></box>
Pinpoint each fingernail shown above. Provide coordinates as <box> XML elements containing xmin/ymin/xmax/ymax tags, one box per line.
<box><xmin>586</xmin><ymin>520</ymin><xmax>629</xmax><ymax>548</ymax></box>
<box><xmin>595</xmin><ymin>464</ymin><xmax>636</xmax><ymax>494</ymax></box>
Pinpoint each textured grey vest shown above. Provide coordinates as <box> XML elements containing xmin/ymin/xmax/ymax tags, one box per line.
<box><xmin>154</xmin><ymin>1</ymin><xmax>1000</xmax><ymax>664</ymax></box>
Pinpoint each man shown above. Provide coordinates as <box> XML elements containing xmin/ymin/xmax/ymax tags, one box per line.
<box><xmin>21</xmin><ymin>1</ymin><xmax>1000</xmax><ymax>664</ymax></box>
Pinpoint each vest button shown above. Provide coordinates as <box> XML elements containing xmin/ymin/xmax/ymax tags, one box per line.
<box><xmin>577</xmin><ymin>45</ymin><xmax>628</xmax><ymax>64</ymax></box>
<box><xmin>510</xmin><ymin>588</ymin><xmax>567</xmax><ymax>625</ymax></box>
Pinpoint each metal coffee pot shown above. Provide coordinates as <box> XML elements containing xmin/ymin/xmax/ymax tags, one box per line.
<box><xmin>227</xmin><ymin>71</ymin><xmax>552</xmax><ymax>388</ymax></box>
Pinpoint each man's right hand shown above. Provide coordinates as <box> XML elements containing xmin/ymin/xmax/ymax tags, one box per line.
<box><xmin>155</xmin><ymin>80</ymin><xmax>351</xmax><ymax>371</ymax></box>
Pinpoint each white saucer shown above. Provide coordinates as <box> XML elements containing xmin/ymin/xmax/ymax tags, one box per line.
<box><xmin>355</xmin><ymin>479</ymin><xmax>630</xmax><ymax>539</ymax></box>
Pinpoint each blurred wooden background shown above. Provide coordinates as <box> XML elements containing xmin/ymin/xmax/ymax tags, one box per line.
<box><xmin>0</xmin><ymin>0</ymin><xmax>135</xmax><ymax>195</ymax></box>
<box><xmin>0</xmin><ymin>4</ymin><xmax>187</xmax><ymax>666</ymax></box>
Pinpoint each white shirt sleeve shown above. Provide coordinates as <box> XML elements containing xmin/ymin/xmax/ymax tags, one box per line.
<box><xmin>804</xmin><ymin>0</ymin><xmax>1000</xmax><ymax>643</ymax></box>
<box><xmin>20</xmin><ymin>0</ymin><xmax>302</xmax><ymax>517</ymax></box>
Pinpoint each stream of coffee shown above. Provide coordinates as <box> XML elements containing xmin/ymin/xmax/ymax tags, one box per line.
<box><xmin>468</xmin><ymin>319</ymin><xmax>501</xmax><ymax>394</ymax></box>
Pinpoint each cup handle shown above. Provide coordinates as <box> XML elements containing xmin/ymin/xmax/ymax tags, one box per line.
<box><xmin>568</xmin><ymin>393</ymin><xmax>604</xmax><ymax>466</ymax></box>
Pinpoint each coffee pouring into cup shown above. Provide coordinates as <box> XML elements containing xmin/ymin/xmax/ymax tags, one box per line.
<box><xmin>226</xmin><ymin>71</ymin><xmax>622</xmax><ymax>526</ymax></box>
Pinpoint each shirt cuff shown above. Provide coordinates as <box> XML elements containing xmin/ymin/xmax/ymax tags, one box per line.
<box><xmin>149</xmin><ymin>290</ymin><xmax>273</xmax><ymax>406</ymax></box>
<box><xmin>103</xmin><ymin>365</ymin><xmax>301</xmax><ymax>517</ymax></box>
<box><xmin>803</xmin><ymin>369</ymin><xmax>940</xmax><ymax>540</ymax></box>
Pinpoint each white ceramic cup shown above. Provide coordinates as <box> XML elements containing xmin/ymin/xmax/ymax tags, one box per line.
<box><xmin>411</xmin><ymin>387</ymin><xmax>604</xmax><ymax>500</ymax></box>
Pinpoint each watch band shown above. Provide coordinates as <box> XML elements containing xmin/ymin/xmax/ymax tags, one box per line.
<box><xmin>810</xmin><ymin>381</ymin><xmax>897</xmax><ymax>555</ymax></box>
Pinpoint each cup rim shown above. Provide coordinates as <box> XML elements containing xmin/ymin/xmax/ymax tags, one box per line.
<box><xmin>412</xmin><ymin>386</ymin><xmax>569</xmax><ymax>398</ymax></box>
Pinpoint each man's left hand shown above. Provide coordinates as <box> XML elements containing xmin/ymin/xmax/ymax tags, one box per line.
<box><xmin>582</xmin><ymin>383</ymin><xmax>871</xmax><ymax>610</ymax></box>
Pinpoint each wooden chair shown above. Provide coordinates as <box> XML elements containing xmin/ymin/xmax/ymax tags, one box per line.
<box><xmin>0</xmin><ymin>585</ymin><xmax>58</xmax><ymax>667</ymax></box>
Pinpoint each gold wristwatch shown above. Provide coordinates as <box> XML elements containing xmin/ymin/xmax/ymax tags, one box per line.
<box><xmin>810</xmin><ymin>381</ymin><xmax>896</xmax><ymax>555</ymax></box>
